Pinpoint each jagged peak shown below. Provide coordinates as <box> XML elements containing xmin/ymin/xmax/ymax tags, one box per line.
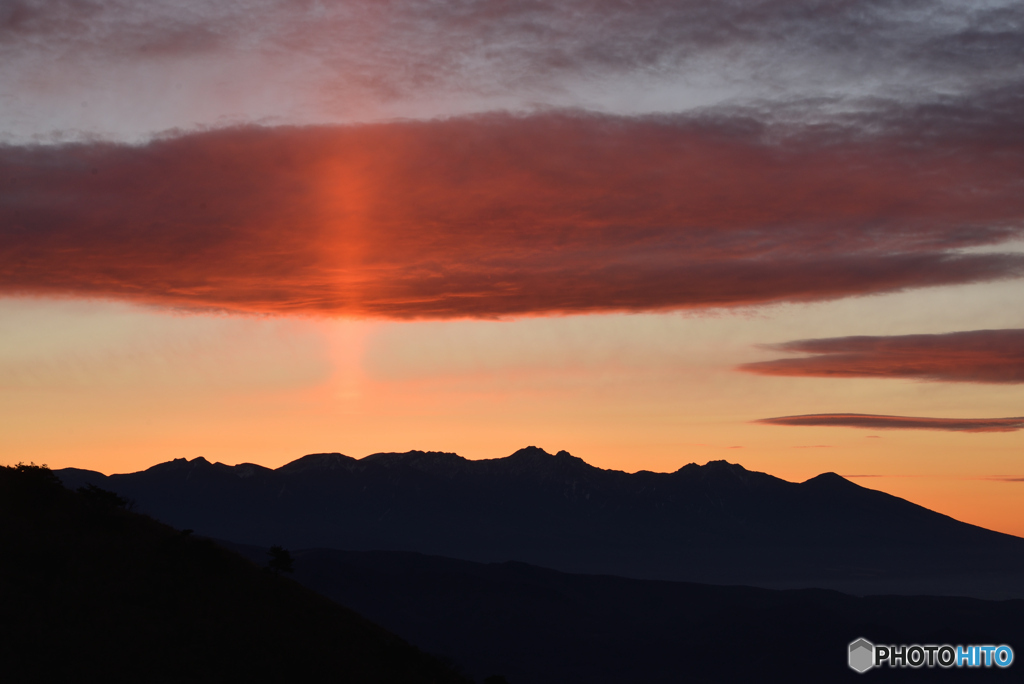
<box><xmin>505</xmin><ymin>446</ymin><xmax>590</xmax><ymax>462</ymax></box>
<box><xmin>673</xmin><ymin>460</ymin><xmax>748</xmax><ymax>474</ymax></box>
<box><xmin>490</xmin><ymin>447</ymin><xmax>600</xmax><ymax>478</ymax></box>
<box><xmin>552</xmin><ymin>450</ymin><xmax>594</xmax><ymax>468</ymax></box>
<box><xmin>142</xmin><ymin>456</ymin><xmax>212</xmax><ymax>474</ymax></box>
<box><xmin>669</xmin><ymin>460</ymin><xmax>778</xmax><ymax>490</ymax></box>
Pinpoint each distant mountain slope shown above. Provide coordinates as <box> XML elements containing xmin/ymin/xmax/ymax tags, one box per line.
<box><xmin>223</xmin><ymin>543</ymin><xmax>1024</xmax><ymax>684</ymax></box>
<box><xmin>0</xmin><ymin>464</ymin><xmax>469</xmax><ymax>684</ymax></box>
<box><xmin>57</xmin><ymin>447</ymin><xmax>1024</xmax><ymax>595</ymax></box>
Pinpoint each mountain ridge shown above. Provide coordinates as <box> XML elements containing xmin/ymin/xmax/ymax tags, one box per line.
<box><xmin>56</xmin><ymin>447</ymin><xmax>1024</xmax><ymax>596</ymax></box>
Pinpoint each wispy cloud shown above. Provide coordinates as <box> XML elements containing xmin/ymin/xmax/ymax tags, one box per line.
<box><xmin>756</xmin><ymin>414</ymin><xmax>1024</xmax><ymax>433</ymax></box>
<box><xmin>3</xmin><ymin>101</ymin><xmax>1023</xmax><ymax>319</ymax></box>
<box><xmin>740</xmin><ymin>329</ymin><xmax>1024</xmax><ymax>383</ymax></box>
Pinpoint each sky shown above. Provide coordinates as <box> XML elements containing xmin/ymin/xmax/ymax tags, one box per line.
<box><xmin>2</xmin><ymin>0</ymin><xmax>1023</xmax><ymax>535</ymax></box>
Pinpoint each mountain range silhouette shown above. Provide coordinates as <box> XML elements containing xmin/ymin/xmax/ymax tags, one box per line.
<box><xmin>7</xmin><ymin>457</ymin><xmax>1023</xmax><ymax>682</ymax></box>
<box><xmin>57</xmin><ymin>446</ymin><xmax>1024</xmax><ymax>597</ymax></box>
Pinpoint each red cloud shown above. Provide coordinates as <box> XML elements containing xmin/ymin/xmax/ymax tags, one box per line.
<box><xmin>2</xmin><ymin>110</ymin><xmax>1024</xmax><ymax>319</ymax></box>
<box><xmin>756</xmin><ymin>414</ymin><xmax>1024</xmax><ymax>433</ymax></box>
<box><xmin>740</xmin><ymin>329</ymin><xmax>1024</xmax><ymax>384</ymax></box>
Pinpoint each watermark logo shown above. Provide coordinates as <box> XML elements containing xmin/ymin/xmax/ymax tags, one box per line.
<box><xmin>849</xmin><ymin>639</ymin><xmax>874</xmax><ymax>673</ymax></box>
<box><xmin>849</xmin><ymin>638</ymin><xmax>1014</xmax><ymax>673</ymax></box>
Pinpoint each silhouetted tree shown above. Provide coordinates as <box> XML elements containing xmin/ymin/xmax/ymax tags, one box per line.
<box><xmin>11</xmin><ymin>461</ymin><xmax>60</xmax><ymax>485</ymax></box>
<box><xmin>268</xmin><ymin>545</ymin><xmax>294</xmax><ymax>574</ymax></box>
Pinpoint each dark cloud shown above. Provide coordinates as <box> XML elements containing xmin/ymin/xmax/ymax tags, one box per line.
<box><xmin>756</xmin><ymin>414</ymin><xmax>1024</xmax><ymax>433</ymax></box>
<box><xmin>4</xmin><ymin>0</ymin><xmax>1024</xmax><ymax>138</ymax></box>
<box><xmin>740</xmin><ymin>329</ymin><xmax>1024</xmax><ymax>384</ymax></box>
<box><xmin>2</xmin><ymin>106</ymin><xmax>1024</xmax><ymax>318</ymax></box>
<box><xmin>4</xmin><ymin>1</ymin><xmax>1021</xmax><ymax>87</ymax></box>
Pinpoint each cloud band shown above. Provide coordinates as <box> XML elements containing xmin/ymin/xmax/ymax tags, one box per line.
<box><xmin>3</xmin><ymin>109</ymin><xmax>1024</xmax><ymax>319</ymax></box>
<box><xmin>756</xmin><ymin>414</ymin><xmax>1024</xmax><ymax>433</ymax></box>
<box><xmin>740</xmin><ymin>329</ymin><xmax>1024</xmax><ymax>384</ymax></box>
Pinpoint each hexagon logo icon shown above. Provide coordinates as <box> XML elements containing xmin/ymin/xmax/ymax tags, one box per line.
<box><xmin>849</xmin><ymin>638</ymin><xmax>875</xmax><ymax>673</ymax></box>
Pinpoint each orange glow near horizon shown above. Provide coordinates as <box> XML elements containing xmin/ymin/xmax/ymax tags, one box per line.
<box><xmin>3</xmin><ymin>291</ymin><xmax>1023</xmax><ymax>538</ymax></box>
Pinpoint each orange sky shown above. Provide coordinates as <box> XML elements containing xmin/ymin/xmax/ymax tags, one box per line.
<box><xmin>2</xmin><ymin>1</ymin><xmax>1024</xmax><ymax>538</ymax></box>
<box><xmin>2</xmin><ymin>283</ymin><xmax>1023</xmax><ymax>536</ymax></box>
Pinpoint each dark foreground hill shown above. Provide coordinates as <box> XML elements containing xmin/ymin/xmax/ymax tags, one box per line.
<box><xmin>222</xmin><ymin>543</ymin><xmax>1024</xmax><ymax>684</ymax></box>
<box><xmin>0</xmin><ymin>464</ymin><xmax>470</xmax><ymax>684</ymax></box>
<box><xmin>58</xmin><ymin>447</ymin><xmax>1024</xmax><ymax>598</ymax></box>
